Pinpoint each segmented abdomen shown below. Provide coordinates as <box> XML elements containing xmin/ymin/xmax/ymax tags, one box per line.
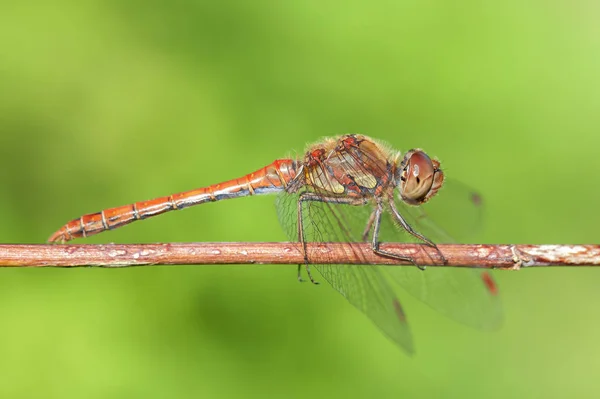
<box><xmin>48</xmin><ymin>159</ymin><xmax>298</xmax><ymax>243</ymax></box>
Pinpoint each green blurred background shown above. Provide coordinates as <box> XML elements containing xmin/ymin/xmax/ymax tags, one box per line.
<box><xmin>1</xmin><ymin>1</ymin><xmax>600</xmax><ymax>398</ymax></box>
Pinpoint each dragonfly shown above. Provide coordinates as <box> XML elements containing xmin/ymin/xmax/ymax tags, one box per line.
<box><xmin>49</xmin><ymin>134</ymin><xmax>501</xmax><ymax>354</ymax></box>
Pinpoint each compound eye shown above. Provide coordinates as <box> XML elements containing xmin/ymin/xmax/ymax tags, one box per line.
<box><xmin>400</xmin><ymin>150</ymin><xmax>442</xmax><ymax>205</ymax></box>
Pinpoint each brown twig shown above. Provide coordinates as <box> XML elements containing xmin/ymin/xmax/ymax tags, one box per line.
<box><xmin>0</xmin><ymin>243</ymin><xmax>598</xmax><ymax>268</ymax></box>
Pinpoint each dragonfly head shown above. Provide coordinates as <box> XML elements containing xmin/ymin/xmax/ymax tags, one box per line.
<box><xmin>398</xmin><ymin>149</ymin><xmax>444</xmax><ymax>205</ymax></box>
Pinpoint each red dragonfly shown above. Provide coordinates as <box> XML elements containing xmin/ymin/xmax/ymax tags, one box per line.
<box><xmin>49</xmin><ymin>134</ymin><xmax>501</xmax><ymax>353</ymax></box>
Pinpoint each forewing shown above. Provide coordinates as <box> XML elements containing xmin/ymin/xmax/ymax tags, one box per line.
<box><xmin>275</xmin><ymin>191</ymin><xmax>415</xmax><ymax>354</ymax></box>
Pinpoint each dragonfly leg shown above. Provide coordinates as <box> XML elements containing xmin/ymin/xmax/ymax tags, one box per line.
<box><xmin>388</xmin><ymin>199</ymin><xmax>435</xmax><ymax>247</ymax></box>
<box><xmin>362</xmin><ymin>208</ymin><xmax>377</xmax><ymax>242</ymax></box>
<box><xmin>296</xmin><ymin>192</ymin><xmax>370</xmax><ymax>284</ymax></box>
<box><xmin>370</xmin><ymin>201</ymin><xmax>422</xmax><ymax>268</ymax></box>
<box><xmin>305</xmin><ymin>265</ymin><xmax>320</xmax><ymax>285</ymax></box>
<box><xmin>387</xmin><ymin>198</ymin><xmax>447</xmax><ymax>266</ymax></box>
<box><xmin>296</xmin><ymin>193</ymin><xmax>319</xmax><ymax>285</ymax></box>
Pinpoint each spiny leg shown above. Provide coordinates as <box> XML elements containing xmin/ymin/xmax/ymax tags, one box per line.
<box><xmin>388</xmin><ymin>199</ymin><xmax>435</xmax><ymax>246</ymax></box>
<box><xmin>297</xmin><ymin>264</ymin><xmax>304</xmax><ymax>283</ymax></box>
<box><xmin>296</xmin><ymin>192</ymin><xmax>369</xmax><ymax>284</ymax></box>
<box><xmin>296</xmin><ymin>196</ymin><xmax>311</xmax><ymax>283</ymax></box>
<box><xmin>370</xmin><ymin>201</ymin><xmax>422</xmax><ymax>268</ymax></box>
<box><xmin>361</xmin><ymin>208</ymin><xmax>377</xmax><ymax>242</ymax></box>
<box><xmin>387</xmin><ymin>198</ymin><xmax>447</xmax><ymax>266</ymax></box>
<box><xmin>296</xmin><ymin>193</ymin><xmax>321</xmax><ymax>284</ymax></box>
<box><xmin>296</xmin><ymin>263</ymin><xmax>320</xmax><ymax>285</ymax></box>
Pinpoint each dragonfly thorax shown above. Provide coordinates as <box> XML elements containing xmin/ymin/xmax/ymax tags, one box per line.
<box><xmin>299</xmin><ymin>134</ymin><xmax>397</xmax><ymax>198</ymax></box>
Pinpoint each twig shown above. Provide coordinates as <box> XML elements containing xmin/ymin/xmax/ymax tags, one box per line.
<box><xmin>0</xmin><ymin>243</ymin><xmax>598</xmax><ymax>269</ymax></box>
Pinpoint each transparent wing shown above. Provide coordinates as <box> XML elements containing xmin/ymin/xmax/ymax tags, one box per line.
<box><xmin>276</xmin><ymin>190</ymin><xmax>415</xmax><ymax>354</ymax></box>
<box><xmin>386</xmin><ymin>179</ymin><xmax>502</xmax><ymax>330</ymax></box>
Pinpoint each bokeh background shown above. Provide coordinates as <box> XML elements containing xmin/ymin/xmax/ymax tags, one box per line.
<box><xmin>1</xmin><ymin>1</ymin><xmax>600</xmax><ymax>398</ymax></box>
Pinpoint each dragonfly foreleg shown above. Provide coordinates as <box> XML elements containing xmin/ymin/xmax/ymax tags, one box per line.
<box><xmin>370</xmin><ymin>201</ymin><xmax>424</xmax><ymax>269</ymax></box>
<box><xmin>387</xmin><ymin>199</ymin><xmax>436</xmax><ymax>247</ymax></box>
<box><xmin>387</xmin><ymin>198</ymin><xmax>447</xmax><ymax>266</ymax></box>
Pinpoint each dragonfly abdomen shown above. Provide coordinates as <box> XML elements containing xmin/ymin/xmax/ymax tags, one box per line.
<box><xmin>48</xmin><ymin>159</ymin><xmax>298</xmax><ymax>243</ymax></box>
